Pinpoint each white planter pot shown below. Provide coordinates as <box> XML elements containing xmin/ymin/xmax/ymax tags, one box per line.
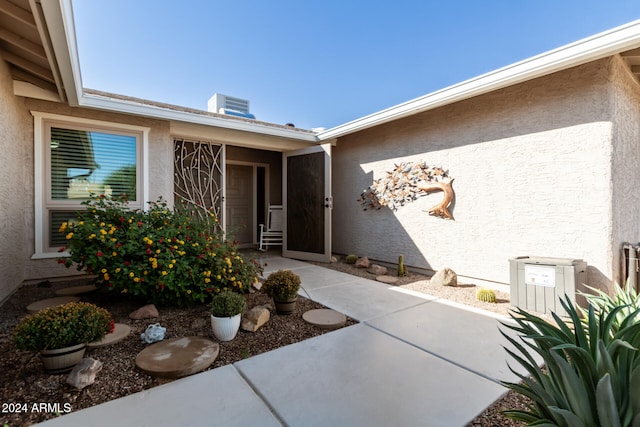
<box><xmin>210</xmin><ymin>314</ymin><xmax>241</xmax><ymax>341</ymax></box>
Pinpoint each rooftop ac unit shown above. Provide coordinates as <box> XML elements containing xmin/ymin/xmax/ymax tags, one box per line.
<box><xmin>208</xmin><ymin>93</ymin><xmax>250</xmax><ymax>115</ymax></box>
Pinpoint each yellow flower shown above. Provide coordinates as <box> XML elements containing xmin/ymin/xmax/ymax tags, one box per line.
<box><xmin>133</xmin><ymin>277</ymin><xmax>140</xmax><ymax>283</ymax></box>
<box><xmin>58</xmin><ymin>222</ymin><xmax>67</xmax><ymax>233</ymax></box>
<box><xmin>66</xmin><ymin>232</ymin><xmax>73</xmax><ymax>239</ymax></box>
<box><xmin>101</xmin><ymin>268</ymin><xmax>107</xmax><ymax>273</ymax></box>
<box><xmin>104</xmin><ymin>273</ymin><xmax>109</xmax><ymax>280</ymax></box>
<box><xmin>100</xmin><ymin>229</ymin><xmax>107</xmax><ymax>235</ymax></box>
<box><xmin>187</xmin><ymin>290</ymin><xmax>192</xmax><ymax>295</ymax></box>
<box><xmin>121</xmin><ymin>289</ymin><xmax>128</xmax><ymax>294</ymax></box>
<box><xmin>112</xmin><ymin>252</ymin><xmax>117</xmax><ymax>257</ymax></box>
<box><xmin>89</xmin><ymin>233</ymin><xmax>96</xmax><ymax>239</ymax></box>
<box><xmin>216</xmin><ymin>275</ymin><xmax>221</xmax><ymax>280</ymax></box>
<box><xmin>205</xmin><ymin>278</ymin><xmax>211</xmax><ymax>283</ymax></box>
<box><xmin>100</xmin><ymin>222</ymin><xmax>105</xmax><ymax>227</ymax></box>
<box><xmin>168</xmin><ymin>264</ymin><xmax>174</xmax><ymax>269</ymax></box>
<box><xmin>129</xmin><ymin>272</ymin><xmax>134</xmax><ymax>278</ymax></box>
<box><xmin>115</xmin><ymin>268</ymin><xmax>121</xmax><ymax>273</ymax></box>
<box><xmin>162</xmin><ymin>271</ymin><xmax>168</xmax><ymax>276</ymax></box>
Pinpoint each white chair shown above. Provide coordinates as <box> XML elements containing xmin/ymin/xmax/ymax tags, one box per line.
<box><xmin>259</xmin><ymin>205</ymin><xmax>283</xmax><ymax>251</ymax></box>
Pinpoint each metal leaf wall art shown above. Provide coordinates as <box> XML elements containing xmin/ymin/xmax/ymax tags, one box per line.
<box><xmin>358</xmin><ymin>161</ymin><xmax>455</xmax><ymax>220</ymax></box>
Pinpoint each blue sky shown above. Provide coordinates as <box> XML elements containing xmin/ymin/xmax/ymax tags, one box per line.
<box><xmin>72</xmin><ymin>1</ymin><xmax>640</xmax><ymax>130</ymax></box>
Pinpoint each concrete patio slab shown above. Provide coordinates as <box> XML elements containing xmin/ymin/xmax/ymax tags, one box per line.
<box><xmin>303</xmin><ymin>277</ymin><xmax>430</xmax><ymax>321</ymax></box>
<box><xmin>235</xmin><ymin>323</ymin><xmax>507</xmax><ymax>426</ymax></box>
<box><xmin>36</xmin><ymin>365</ymin><xmax>282</xmax><ymax>427</ymax></box>
<box><xmin>366</xmin><ymin>300</ymin><xmax>536</xmax><ymax>383</ymax></box>
<box><xmin>293</xmin><ymin>265</ymin><xmax>359</xmax><ymax>291</ymax></box>
<box><xmin>257</xmin><ymin>256</ymin><xmax>310</xmax><ymax>275</ymax></box>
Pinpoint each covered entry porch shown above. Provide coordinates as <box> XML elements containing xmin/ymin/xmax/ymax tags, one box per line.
<box><xmin>172</xmin><ymin>135</ymin><xmax>333</xmax><ymax>263</ymax></box>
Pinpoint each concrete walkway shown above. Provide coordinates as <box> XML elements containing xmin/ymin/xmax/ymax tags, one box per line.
<box><xmin>37</xmin><ymin>254</ymin><xmax>527</xmax><ymax>427</ymax></box>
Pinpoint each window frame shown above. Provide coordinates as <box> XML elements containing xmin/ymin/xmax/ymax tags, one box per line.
<box><xmin>32</xmin><ymin>112</ymin><xmax>149</xmax><ymax>258</ymax></box>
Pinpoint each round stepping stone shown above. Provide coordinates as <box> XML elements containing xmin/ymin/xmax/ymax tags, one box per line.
<box><xmin>376</xmin><ymin>275</ymin><xmax>399</xmax><ymax>284</ymax></box>
<box><xmin>55</xmin><ymin>284</ymin><xmax>99</xmax><ymax>296</ymax></box>
<box><xmin>303</xmin><ymin>309</ymin><xmax>347</xmax><ymax>330</ymax></box>
<box><xmin>135</xmin><ymin>337</ymin><xmax>219</xmax><ymax>379</ymax></box>
<box><xmin>26</xmin><ymin>296</ymin><xmax>79</xmax><ymax>314</ymax></box>
<box><xmin>87</xmin><ymin>324</ymin><xmax>131</xmax><ymax>349</ymax></box>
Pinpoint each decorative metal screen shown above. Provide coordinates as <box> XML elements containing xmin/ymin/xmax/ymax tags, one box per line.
<box><xmin>174</xmin><ymin>139</ymin><xmax>223</xmax><ymax>224</ymax></box>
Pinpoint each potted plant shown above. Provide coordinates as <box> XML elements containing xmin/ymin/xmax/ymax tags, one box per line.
<box><xmin>210</xmin><ymin>290</ymin><xmax>247</xmax><ymax>341</ymax></box>
<box><xmin>12</xmin><ymin>302</ymin><xmax>113</xmax><ymax>374</ymax></box>
<box><xmin>262</xmin><ymin>270</ymin><xmax>301</xmax><ymax>315</ymax></box>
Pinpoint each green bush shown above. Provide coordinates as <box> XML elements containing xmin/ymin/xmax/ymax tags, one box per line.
<box><xmin>345</xmin><ymin>254</ymin><xmax>358</xmax><ymax>264</ymax></box>
<box><xmin>211</xmin><ymin>290</ymin><xmax>247</xmax><ymax>317</ymax></box>
<box><xmin>59</xmin><ymin>195</ymin><xmax>262</xmax><ymax>306</ymax></box>
<box><xmin>13</xmin><ymin>302</ymin><xmax>113</xmax><ymax>352</ymax></box>
<box><xmin>262</xmin><ymin>270</ymin><xmax>301</xmax><ymax>301</ymax></box>
<box><xmin>501</xmin><ymin>295</ymin><xmax>640</xmax><ymax>425</ymax></box>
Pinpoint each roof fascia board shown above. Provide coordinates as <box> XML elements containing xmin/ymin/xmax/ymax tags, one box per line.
<box><xmin>81</xmin><ymin>93</ymin><xmax>319</xmax><ymax>142</ymax></box>
<box><xmin>39</xmin><ymin>0</ymin><xmax>82</xmax><ymax>105</ymax></box>
<box><xmin>317</xmin><ymin>19</ymin><xmax>640</xmax><ymax>140</ymax></box>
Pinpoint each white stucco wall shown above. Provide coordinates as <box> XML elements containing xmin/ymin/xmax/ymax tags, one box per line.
<box><xmin>333</xmin><ymin>58</ymin><xmax>617</xmax><ymax>289</ymax></box>
<box><xmin>610</xmin><ymin>55</ymin><xmax>640</xmax><ymax>286</ymax></box>
<box><xmin>0</xmin><ymin>57</ymin><xmax>31</xmax><ymax>302</ymax></box>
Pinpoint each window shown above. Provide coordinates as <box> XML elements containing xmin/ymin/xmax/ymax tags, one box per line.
<box><xmin>33</xmin><ymin>113</ymin><xmax>149</xmax><ymax>257</ymax></box>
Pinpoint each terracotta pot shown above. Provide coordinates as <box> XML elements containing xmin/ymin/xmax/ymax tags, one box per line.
<box><xmin>274</xmin><ymin>296</ymin><xmax>297</xmax><ymax>315</ymax></box>
<box><xmin>210</xmin><ymin>314</ymin><xmax>241</xmax><ymax>341</ymax></box>
<box><xmin>40</xmin><ymin>343</ymin><xmax>86</xmax><ymax>374</ymax></box>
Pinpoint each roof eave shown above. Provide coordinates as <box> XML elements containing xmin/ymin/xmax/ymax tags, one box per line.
<box><xmin>81</xmin><ymin>92</ymin><xmax>319</xmax><ymax>142</ymax></box>
<box><xmin>317</xmin><ymin>19</ymin><xmax>640</xmax><ymax>141</ymax></box>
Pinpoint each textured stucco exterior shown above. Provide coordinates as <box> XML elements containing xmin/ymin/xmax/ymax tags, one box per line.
<box><xmin>0</xmin><ymin>55</ymin><xmax>31</xmax><ymax>303</ymax></box>
<box><xmin>332</xmin><ymin>58</ymin><xmax>629</xmax><ymax>290</ymax></box>
<box><xmin>610</xmin><ymin>55</ymin><xmax>640</xmax><ymax>286</ymax></box>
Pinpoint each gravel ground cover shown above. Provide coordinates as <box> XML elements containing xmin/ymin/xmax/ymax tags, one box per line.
<box><xmin>1</xmin><ymin>255</ymin><xmax>531</xmax><ymax>426</ymax></box>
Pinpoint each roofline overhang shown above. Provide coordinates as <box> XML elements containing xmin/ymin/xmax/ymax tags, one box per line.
<box><xmin>316</xmin><ymin>19</ymin><xmax>640</xmax><ymax>141</ymax></box>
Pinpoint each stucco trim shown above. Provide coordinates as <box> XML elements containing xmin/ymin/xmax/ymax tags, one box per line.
<box><xmin>30</xmin><ymin>111</ymin><xmax>150</xmax><ymax>258</ymax></box>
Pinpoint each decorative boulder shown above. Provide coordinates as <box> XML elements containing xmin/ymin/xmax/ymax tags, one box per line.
<box><xmin>355</xmin><ymin>257</ymin><xmax>371</xmax><ymax>269</ymax></box>
<box><xmin>367</xmin><ymin>264</ymin><xmax>388</xmax><ymax>275</ymax></box>
<box><xmin>129</xmin><ymin>304</ymin><xmax>159</xmax><ymax>320</ymax></box>
<box><xmin>66</xmin><ymin>358</ymin><xmax>103</xmax><ymax>390</ymax></box>
<box><xmin>242</xmin><ymin>306</ymin><xmax>270</xmax><ymax>332</ymax></box>
<box><xmin>430</xmin><ymin>267</ymin><xmax>458</xmax><ymax>287</ymax></box>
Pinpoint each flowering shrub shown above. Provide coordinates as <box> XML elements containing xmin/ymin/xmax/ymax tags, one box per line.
<box><xmin>59</xmin><ymin>195</ymin><xmax>262</xmax><ymax>306</ymax></box>
<box><xmin>262</xmin><ymin>270</ymin><xmax>301</xmax><ymax>301</ymax></box>
<box><xmin>13</xmin><ymin>302</ymin><xmax>113</xmax><ymax>352</ymax></box>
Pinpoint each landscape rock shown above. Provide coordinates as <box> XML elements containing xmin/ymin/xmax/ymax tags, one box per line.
<box><xmin>66</xmin><ymin>358</ymin><xmax>103</xmax><ymax>390</ymax></box>
<box><xmin>129</xmin><ymin>304</ymin><xmax>159</xmax><ymax>320</ymax></box>
<box><xmin>367</xmin><ymin>264</ymin><xmax>388</xmax><ymax>275</ymax></box>
<box><xmin>331</xmin><ymin>255</ymin><xmax>339</xmax><ymax>263</ymax></box>
<box><xmin>355</xmin><ymin>257</ymin><xmax>370</xmax><ymax>269</ymax></box>
<box><xmin>430</xmin><ymin>267</ymin><xmax>458</xmax><ymax>287</ymax></box>
<box><xmin>241</xmin><ymin>306</ymin><xmax>270</xmax><ymax>332</ymax></box>
<box><xmin>376</xmin><ymin>275</ymin><xmax>399</xmax><ymax>284</ymax></box>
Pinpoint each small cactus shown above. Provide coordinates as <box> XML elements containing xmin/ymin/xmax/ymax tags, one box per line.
<box><xmin>346</xmin><ymin>254</ymin><xmax>358</xmax><ymax>264</ymax></box>
<box><xmin>476</xmin><ymin>288</ymin><xmax>497</xmax><ymax>303</ymax></box>
<box><xmin>397</xmin><ymin>254</ymin><xmax>408</xmax><ymax>277</ymax></box>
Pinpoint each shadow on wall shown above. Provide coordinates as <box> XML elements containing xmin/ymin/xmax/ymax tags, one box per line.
<box><xmin>332</xmin><ymin>168</ymin><xmax>454</xmax><ymax>272</ymax></box>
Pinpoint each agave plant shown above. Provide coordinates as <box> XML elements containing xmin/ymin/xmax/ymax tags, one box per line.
<box><xmin>580</xmin><ymin>282</ymin><xmax>640</xmax><ymax>333</ymax></box>
<box><xmin>501</xmin><ymin>295</ymin><xmax>640</xmax><ymax>426</ymax></box>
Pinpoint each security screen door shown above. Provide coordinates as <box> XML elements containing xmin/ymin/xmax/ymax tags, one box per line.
<box><xmin>282</xmin><ymin>144</ymin><xmax>332</xmax><ymax>262</ymax></box>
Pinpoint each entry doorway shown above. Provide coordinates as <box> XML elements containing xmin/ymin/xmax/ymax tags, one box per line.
<box><xmin>225</xmin><ymin>162</ymin><xmax>268</xmax><ymax>246</ymax></box>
